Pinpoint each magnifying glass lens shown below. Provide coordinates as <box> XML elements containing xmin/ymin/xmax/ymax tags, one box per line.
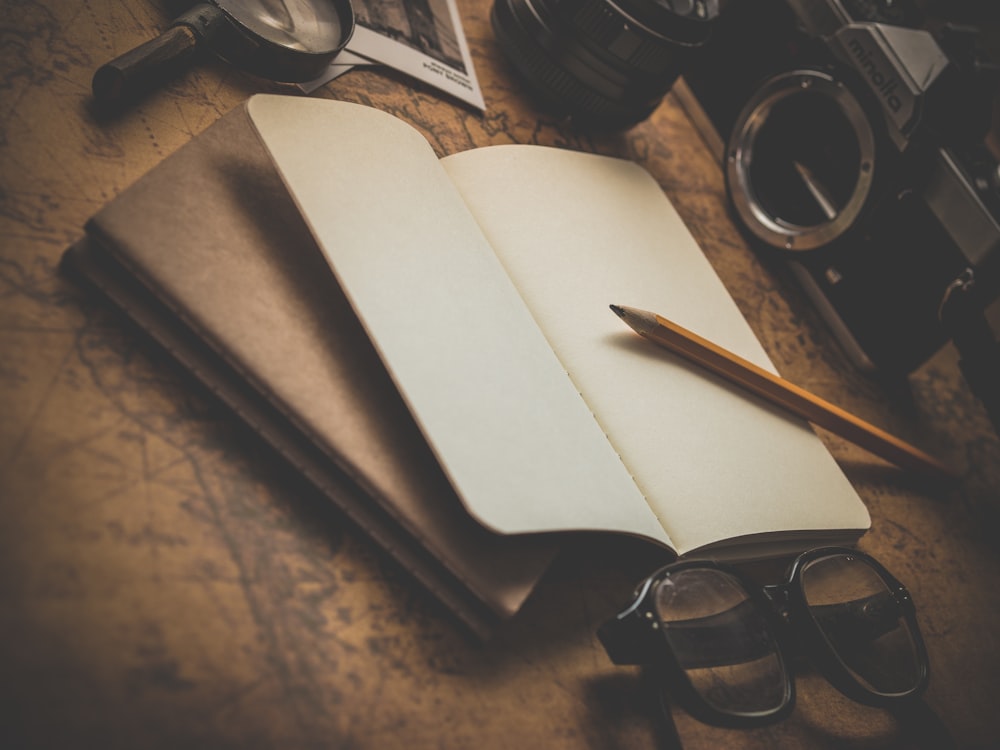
<box><xmin>222</xmin><ymin>0</ymin><xmax>345</xmax><ymax>53</ymax></box>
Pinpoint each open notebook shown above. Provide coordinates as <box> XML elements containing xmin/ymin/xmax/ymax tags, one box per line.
<box><xmin>248</xmin><ymin>95</ymin><xmax>870</xmax><ymax>559</ymax></box>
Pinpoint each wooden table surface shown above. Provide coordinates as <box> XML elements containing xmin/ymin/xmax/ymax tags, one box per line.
<box><xmin>2</xmin><ymin>1</ymin><xmax>999</xmax><ymax>748</ymax></box>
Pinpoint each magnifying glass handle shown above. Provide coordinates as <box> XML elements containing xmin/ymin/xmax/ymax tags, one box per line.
<box><xmin>92</xmin><ymin>4</ymin><xmax>225</xmax><ymax>103</ymax></box>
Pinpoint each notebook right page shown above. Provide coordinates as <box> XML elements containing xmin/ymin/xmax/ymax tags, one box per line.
<box><xmin>441</xmin><ymin>145</ymin><xmax>871</xmax><ymax>556</ymax></box>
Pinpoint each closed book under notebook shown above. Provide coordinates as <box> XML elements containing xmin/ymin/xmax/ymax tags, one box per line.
<box><xmin>65</xmin><ymin>95</ymin><xmax>870</xmax><ymax>636</ymax></box>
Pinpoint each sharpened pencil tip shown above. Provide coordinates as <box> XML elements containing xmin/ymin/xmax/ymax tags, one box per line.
<box><xmin>611</xmin><ymin>306</ymin><xmax>660</xmax><ymax>337</ymax></box>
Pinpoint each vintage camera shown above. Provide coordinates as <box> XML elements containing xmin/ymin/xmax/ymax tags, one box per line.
<box><xmin>494</xmin><ymin>0</ymin><xmax>1000</xmax><ymax>398</ymax></box>
<box><xmin>679</xmin><ymin>0</ymin><xmax>1000</xmax><ymax>379</ymax></box>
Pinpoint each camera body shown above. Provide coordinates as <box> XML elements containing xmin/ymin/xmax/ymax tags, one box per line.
<box><xmin>679</xmin><ymin>0</ymin><xmax>1000</xmax><ymax>374</ymax></box>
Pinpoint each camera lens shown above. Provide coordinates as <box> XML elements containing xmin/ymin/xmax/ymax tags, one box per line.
<box><xmin>491</xmin><ymin>0</ymin><xmax>720</xmax><ymax>127</ymax></box>
<box><xmin>725</xmin><ymin>70</ymin><xmax>877</xmax><ymax>252</ymax></box>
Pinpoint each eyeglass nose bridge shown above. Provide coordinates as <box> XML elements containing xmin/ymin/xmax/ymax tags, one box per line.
<box><xmin>761</xmin><ymin>583</ymin><xmax>797</xmax><ymax>636</ymax></box>
<box><xmin>761</xmin><ymin>582</ymin><xmax>793</xmax><ymax>614</ymax></box>
<box><xmin>760</xmin><ymin>581</ymin><xmax>816</xmax><ymax>665</ymax></box>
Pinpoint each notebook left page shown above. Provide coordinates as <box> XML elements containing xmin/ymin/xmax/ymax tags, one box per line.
<box><xmin>247</xmin><ymin>95</ymin><xmax>670</xmax><ymax>547</ymax></box>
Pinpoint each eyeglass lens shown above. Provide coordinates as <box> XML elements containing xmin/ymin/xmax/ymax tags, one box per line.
<box><xmin>654</xmin><ymin>568</ymin><xmax>787</xmax><ymax>716</ymax></box>
<box><xmin>801</xmin><ymin>553</ymin><xmax>922</xmax><ymax>696</ymax></box>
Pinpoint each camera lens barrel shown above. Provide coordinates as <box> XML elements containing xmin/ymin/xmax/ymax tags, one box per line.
<box><xmin>492</xmin><ymin>0</ymin><xmax>720</xmax><ymax>126</ymax></box>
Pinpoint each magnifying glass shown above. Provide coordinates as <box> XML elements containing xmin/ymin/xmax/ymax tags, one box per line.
<box><xmin>93</xmin><ymin>0</ymin><xmax>355</xmax><ymax>103</ymax></box>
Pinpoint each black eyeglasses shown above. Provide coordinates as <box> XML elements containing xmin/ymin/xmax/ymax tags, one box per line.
<box><xmin>597</xmin><ymin>547</ymin><xmax>929</xmax><ymax>728</ymax></box>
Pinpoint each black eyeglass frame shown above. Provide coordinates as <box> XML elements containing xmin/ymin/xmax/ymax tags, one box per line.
<box><xmin>597</xmin><ymin>547</ymin><xmax>930</xmax><ymax>728</ymax></box>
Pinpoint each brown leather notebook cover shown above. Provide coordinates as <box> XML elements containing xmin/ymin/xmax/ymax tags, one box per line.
<box><xmin>61</xmin><ymin>103</ymin><xmax>556</xmax><ymax>639</ymax></box>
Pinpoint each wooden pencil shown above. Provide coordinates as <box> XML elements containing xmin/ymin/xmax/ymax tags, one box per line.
<box><xmin>611</xmin><ymin>305</ymin><xmax>956</xmax><ymax>481</ymax></box>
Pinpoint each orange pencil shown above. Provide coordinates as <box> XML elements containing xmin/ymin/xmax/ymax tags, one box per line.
<box><xmin>611</xmin><ymin>305</ymin><xmax>956</xmax><ymax>481</ymax></box>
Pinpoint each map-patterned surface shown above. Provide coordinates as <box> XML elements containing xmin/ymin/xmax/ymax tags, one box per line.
<box><xmin>2</xmin><ymin>1</ymin><xmax>999</xmax><ymax>747</ymax></box>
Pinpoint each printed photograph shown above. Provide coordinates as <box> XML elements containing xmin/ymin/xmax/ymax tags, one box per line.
<box><xmin>351</xmin><ymin>0</ymin><xmax>465</xmax><ymax>74</ymax></box>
